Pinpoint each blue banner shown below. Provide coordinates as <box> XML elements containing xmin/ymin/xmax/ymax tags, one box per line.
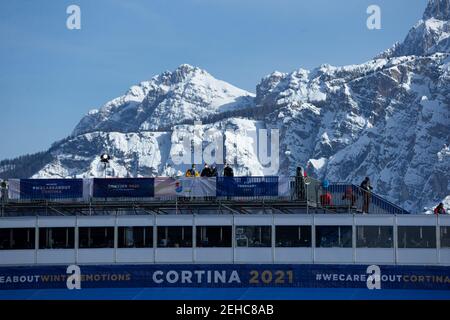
<box><xmin>0</xmin><ymin>264</ymin><xmax>448</xmax><ymax>291</ymax></box>
<box><xmin>92</xmin><ymin>178</ymin><xmax>155</xmax><ymax>198</ymax></box>
<box><xmin>216</xmin><ymin>177</ymin><xmax>279</xmax><ymax>197</ymax></box>
<box><xmin>18</xmin><ymin>179</ymin><xmax>83</xmax><ymax>200</ymax></box>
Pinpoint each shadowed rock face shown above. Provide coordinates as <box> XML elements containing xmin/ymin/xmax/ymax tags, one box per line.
<box><xmin>1</xmin><ymin>0</ymin><xmax>449</xmax><ymax>214</ymax></box>
<box><xmin>424</xmin><ymin>0</ymin><xmax>450</xmax><ymax>20</ymax></box>
<box><xmin>384</xmin><ymin>0</ymin><xmax>450</xmax><ymax>58</ymax></box>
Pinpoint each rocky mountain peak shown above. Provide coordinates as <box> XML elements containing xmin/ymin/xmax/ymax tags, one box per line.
<box><xmin>423</xmin><ymin>0</ymin><xmax>450</xmax><ymax>20</ymax></box>
<box><xmin>381</xmin><ymin>0</ymin><xmax>450</xmax><ymax>58</ymax></box>
<box><xmin>71</xmin><ymin>65</ymin><xmax>255</xmax><ymax>135</ymax></box>
<box><xmin>157</xmin><ymin>64</ymin><xmax>206</xmax><ymax>84</ymax></box>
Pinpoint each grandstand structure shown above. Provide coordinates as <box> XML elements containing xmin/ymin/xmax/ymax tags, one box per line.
<box><xmin>0</xmin><ymin>176</ymin><xmax>448</xmax><ymax>278</ymax></box>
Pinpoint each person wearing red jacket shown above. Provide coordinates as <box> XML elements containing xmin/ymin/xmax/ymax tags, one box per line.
<box><xmin>434</xmin><ymin>203</ymin><xmax>446</xmax><ymax>215</ymax></box>
<box><xmin>320</xmin><ymin>192</ymin><xmax>332</xmax><ymax>206</ymax></box>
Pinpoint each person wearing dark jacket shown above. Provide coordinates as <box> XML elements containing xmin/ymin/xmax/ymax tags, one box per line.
<box><xmin>360</xmin><ymin>177</ymin><xmax>373</xmax><ymax>214</ymax></box>
<box><xmin>223</xmin><ymin>163</ymin><xmax>234</xmax><ymax>200</ymax></box>
<box><xmin>200</xmin><ymin>164</ymin><xmax>213</xmax><ymax>177</ymax></box>
<box><xmin>210</xmin><ymin>165</ymin><xmax>218</xmax><ymax>177</ymax></box>
<box><xmin>295</xmin><ymin>166</ymin><xmax>306</xmax><ymax>200</ymax></box>
<box><xmin>0</xmin><ymin>180</ymin><xmax>7</xmax><ymax>204</ymax></box>
<box><xmin>434</xmin><ymin>203</ymin><xmax>446</xmax><ymax>215</ymax></box>
<box><xmin>223</xmin><ymin>163</ymin><xmax>234</xmax><ymax>177</ymax></box>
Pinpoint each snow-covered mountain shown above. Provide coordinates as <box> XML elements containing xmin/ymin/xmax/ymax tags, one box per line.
<box><xmin>72</xmin><ymin>64</ymin><xmax>255</xmax><ymax>135</ymax></box>
<box><xmin>380</xmin><ymin>0</ymin><xmax>450</xmax><ymax>58</ymax></box>
<box><xmin>1</xmin><ymin>0</ymin><xmax>449</xmax><ymax>213</ymax></box>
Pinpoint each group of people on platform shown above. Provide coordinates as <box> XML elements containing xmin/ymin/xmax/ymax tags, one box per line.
<box><xmin>1</xmin><ymin>163</ymin><xmax>447</xmax><ymax>214</ymax></box>
<box><xmin>184</xmin><ymin>163</ymin><xmax>234</xmax><ymax>178</ymax></box>
<box><xmin>294</xmin><ymin>166</ymin><xmax>450</xmax><ymax>215</ymax></box>
<box><xmin>294</xmin><ymin>166</ymin><xmax>373</xmax><ymax>212</ymax></box>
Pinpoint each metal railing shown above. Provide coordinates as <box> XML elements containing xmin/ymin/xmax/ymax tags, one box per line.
<box><xmin>313</xmin><ymin>182</ymin><xmax>410</xmax><ymax>215</ymax></box>
<box><xmin>0</xmin><ymin>176</ymin><xmax>411</xmax><ymax>216</ymax></box>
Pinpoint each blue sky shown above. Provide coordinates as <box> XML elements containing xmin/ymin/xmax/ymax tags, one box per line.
<box><xmin>0</xmin><ymin>0</ymin><xmax>428</xmax><ymax>160</ymax></box>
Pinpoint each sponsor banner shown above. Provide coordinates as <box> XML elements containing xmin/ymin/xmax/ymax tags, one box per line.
<box><xmin>92</xmin><ymin>178</ymin><xmax>155</xmax><ymax>198</ymax></box>
<box><xmin>10</xmin><ymin>179</ymin><xmax>84</xmax><ymax>200</ymax></box>
<box><xmin>0</xmin><ymin>264</ymin><xmax>448</xmax><ymax>291</ymax></box>
<box><xmin>216</xmin><ymin>177</ymin><xmax>279</xmax><ymax>197</ymax></box>
<box><xmin>155</xmin><ymin>177</ymin><xmax>216</xmax><ymax>197</ymax></box>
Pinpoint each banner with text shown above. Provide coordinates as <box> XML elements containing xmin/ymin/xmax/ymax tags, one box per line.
<box><xmin>92</xmin><ymin>178</ymin><xmax>155</xmax><ymax>198</ymax></box>
<box><xmin>8</xmin><ymin>179</ymin><xmax>84</xmax><ymax>200</ymax></box>
<box><xmin>216</xmin><ymin>176</ymin><xmax>279</xmax><ymax>197</ymax></box>
<box><xmin>0</xmin><ymin>264</ymin><xmax>448</xmax><ymax>291</ymax></box>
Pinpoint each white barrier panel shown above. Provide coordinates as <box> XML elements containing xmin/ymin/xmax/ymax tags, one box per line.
<box><xmin>278</xmin><ymin>176</ymin><xmax>290</xmax><ymax>197</ymax></box>
<box><xmin>154</xmin><ymin>177</ymin><xmax>178</xmax><ymax>196</ymax></box>
<box><xmin>7</xmin><ymin>179</ymin><xmax>20</xmax><ymax>200</ymax></box>
<box><xmin>155</xmin><ymin>177</ymin><xmax>216</xmax><ymax>197</ymax></box>
<box><xmin>83</xmin><ymin>179</ymin><xmax>92</xmax><ymax>201</ymax></box>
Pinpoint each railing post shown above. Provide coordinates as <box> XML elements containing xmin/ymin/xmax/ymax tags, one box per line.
<box><xmin>153</xmin><ymin>214</ymin><xmax>157</xmax><ymax>263</ymax></box>
<box><xmin>0</xmin><ymin>181</ymin><xmax>5</xmax><ymax>217</ymax></box>
<box><xmin>436</xmin><ymin>214</ymin><xmax>440</xmax><ymax>265</ymax></box>
<box><xmin>114</xmin><ymin>215</ymin><xmax>118</xmax><ymax>264</ymax></box>
<box><xmin>306</xmin><ymin>184</ymin><xmax>309</xmax><ymax>215</ymax></box>
<box><xmin>232</xmin><ymin>214</ymin><xmax>236</xmax><ymax>264</ymax></box>
<box><xmin>75</xmin><ymin>215</ymin><xmax>79</xmax><ymax>265</ymax></box>
<box><xmin>352</xmin><ymin>215</ymin><xmax>356</xmax><ymax>264</ymax></box>
<box><xmin>393</xmin><ymin>215</ymin><xmax>398</xmax><ymax>265</ymax></box>
<box><xmin>34</xmin><ymin>216</ymin><xmax>38</xmax><ymax>265</ymax></box>
<box><xmin>272</xmin><ymin>215</ymin><xmax>275</xmax><ymax>264</ymax></box>
<box><xmin>193</xmin><ymin>214</ymin><xmax>196</xmax><ymax>264</ymax></box>
<box><xmin>312</xmin><ymin>215</ymin><xmax>316</xmax><ymax>263</ymax></box>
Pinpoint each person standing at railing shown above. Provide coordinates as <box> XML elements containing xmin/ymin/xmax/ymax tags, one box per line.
<box><xmin>295</xmin><ymin>166</ymin><xmax>306</xmax><ymax>200</ymax></box>
<box><xmin>320</xmin><ymin>179</ymin><xmax>332</xmax><ymax>208</ymax></box>
<box><xmin>210</xmin><ymin>165</ymin><xmax>218</xmax><ymax>177</ymax></box>
<box><xmin>434</xmin><ymin>203</ymin><xmax>446</xmax><ymax>215</ymax></box>
<box><xmin>223</xmin><ymin>163</ymin><xmax>234</xmax><ymax>200</ymax></box>
<box><xmin>200</xmin><ymin>163</ymin><xmax>213</xmax><ymax>177</ymax></box>
<box><xmin>223</xmin><ymin>163</ymin><xmax>234</xmax><ymax>177</ymax></box>
<box><xmin>360</xmin><ymin>177</ymin><xmax>373</xmax><ymax>214</ymax></box>
<box><xmin>200</xmin><ymin>164</ymin><xmax>214</xmax><ymax>201</ymax></box>
<box><xmin>0</xmin><ymin>180</ymin><xmax>7</xmax><ymax>204</ymax></box>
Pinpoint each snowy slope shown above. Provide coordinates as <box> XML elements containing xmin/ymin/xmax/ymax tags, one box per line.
<box><xmin>35</xmin><ymin>118</ymin><xmax>271</xmax><ymax>179</ymax></box>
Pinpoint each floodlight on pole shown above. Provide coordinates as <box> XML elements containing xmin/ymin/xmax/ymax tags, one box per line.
<box><xmin>100</xmin><ymin>153</ymin><xmax>111</xmax><ymax>178</ymax></box>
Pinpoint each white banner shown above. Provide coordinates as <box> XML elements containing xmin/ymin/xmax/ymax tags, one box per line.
<box><xmin>7</xmin><ymin>179</ymin><xmax>20</xmax><ymax>200</ymax></box>
<box><xmin>155</xmin><ymin>177</ymin><xmax>216</xmax><ymax>197</ymax></box>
